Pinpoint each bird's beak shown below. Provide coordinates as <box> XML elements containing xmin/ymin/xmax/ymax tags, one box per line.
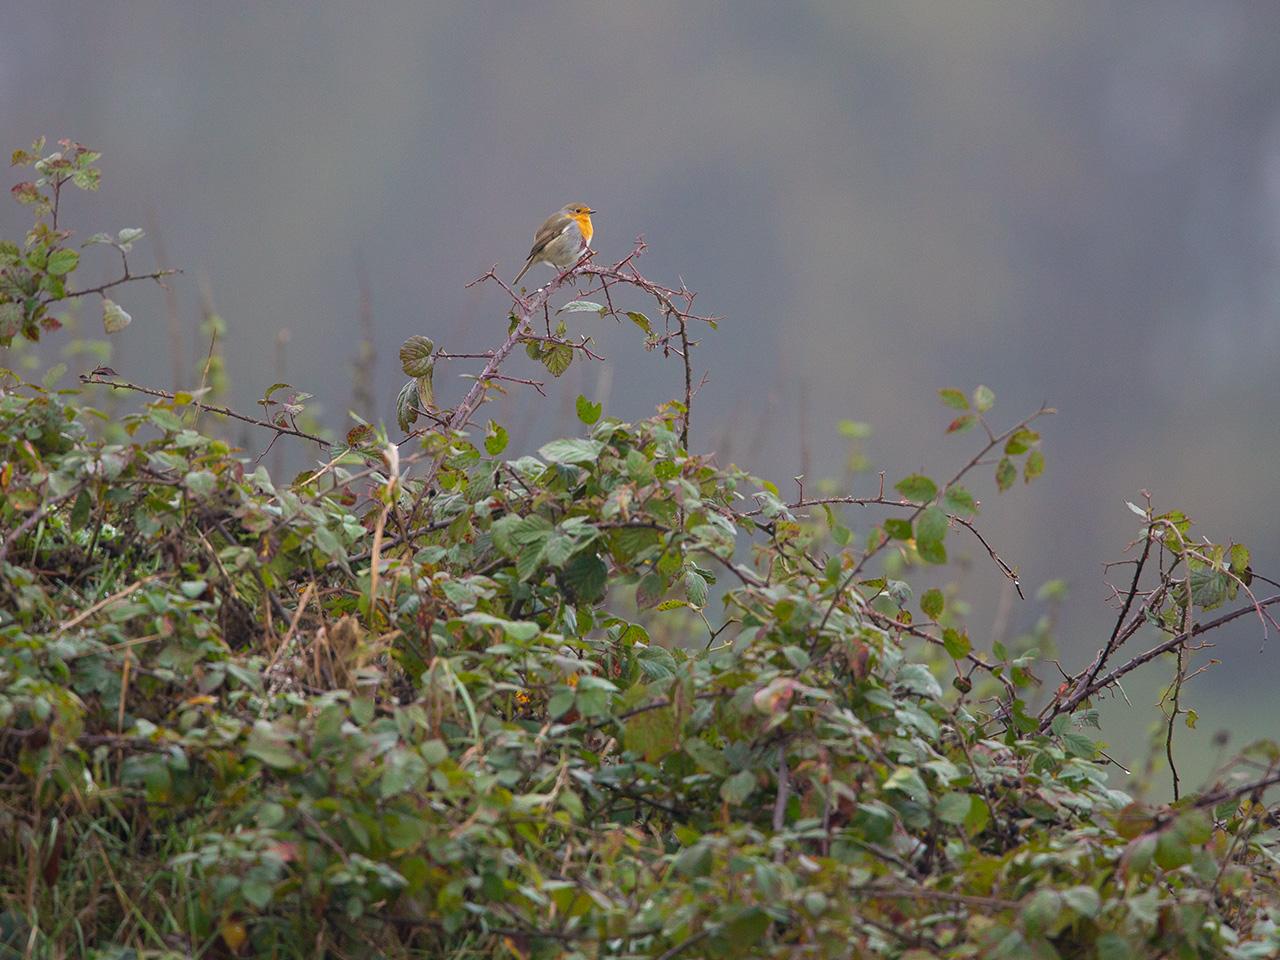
<box><xmin>587</xmin><ymin>208</ymin><xmax>597</xmax><ymax>215</ymax></box>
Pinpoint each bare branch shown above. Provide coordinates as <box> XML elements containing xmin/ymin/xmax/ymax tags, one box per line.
<box><xmin>79</xmin><ymin>373</ymin><xmax>328</xmax><ymax>446</ymax></box>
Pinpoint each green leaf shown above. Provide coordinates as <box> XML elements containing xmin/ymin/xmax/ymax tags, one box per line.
<box><xmin>1097</xmin><ymin>935</ymin><xmax>1134</xmax><ymax>960</ymax></box>
<box><xmin>396</xmin><ymin>380</ymin><xmax>419</xmax><ymax>432</ymax></box>
<box><xmin>938</xmin><ymin>388</ymin><xmax>969</xmax><ymax>410</ymax></box>
<box><xmin>723</xmin><ymin>908</ymin><xmax>770</xmax><ymax>952</ymax></box>
<box><xmin>895</xmin><ymin>474</ymin><xmax>937</xmax><ymax>504</ymax></box>
<box><xmin>547</xmin><ymin>690</ymin><xmax>576</xmax><ymax>719</ymax></box>
<box><xmin>942</xmin><ymin>628</ymin><xmax>971</xmax><ymax>659</ymax></box>
<box><xmin>246</xmin><ymin>723</ymin><xmax>299</xmax><ymax>770</ymax></box>
<box><xmin>102</xmin><ymin>299</ymin><xmax>131</xmax><ymax>333</ymax></box>
<box><xmin>720</xmin><ymin>769</ymin><xmax>756</xmax><ymax>804</ymax></box>
<box><xmin>920</xmin><ymin>588</ymin><xmax>944</xmax><ymax>619</ymax></box>
<box><xmin>70</xmin><ymin>489</ymin><xmax>92</xmax><ymax>530</ymax></box>
<box><xmin>684</xmin><ymin>569</ymin><xmax>709</xmax><ymax>608</ymax></box>
<box><xmin>972</xmin><ymin>384</ymin><xmax>995</xmax><ymax>412</ymax></box>
<box><xmin>947</xmin><ymin>414</ymin><xmax>976</xmax><ymax>434</ymax></box>
<box><xmin>491</xmin><ymin>514</ymin><xmax>553</xmax><ymax>555</ymax></box>
<box><xmin>399</xmin><ymin>336</ymin><xmax>435</xmax><ymax>377</ymax></box>
<box><xmin>1062</xmin><ymin>886</ymin><xmax>1101</xmax><ymax>919</ymax></box>
<box><xmin>575</xmin><ymin>394</ymin><xmax>601</xmax><ymax>424</ymax></box>
<box><xmin>623</xmin><ymin>706</ymin><xmax>676</xmax><ymax>763</ymax></box>
<box><xmin>1003</xmin><ymin>428</ymin><xmax>1039</xmax><ymax>455</ymax></box>
<box><xmin>557</xmin><ymin>300</ymin><xmax>604</xmax><ymax>314</ymax></box>
<box><xmin>183</xmin><ymin>470</ymin><xmax>217</xmax><ymax>498</ymax></box>
<box><xmin>416</xmin><ymin>370</ymin><xmax>434</xmax><ymax>408</ymax></box>
<box><xmin>936</xmin><ymin>791</ymin><xmax>972</xmax><ymax>825</ymax></box>
<box><xmin>884</xmin><ymin>517</ymin><xmax>913</xmax><ymax>540</ymax></box>
<box><xmin>561</xmin><ymin>550</ymin><xmax>607</xmax><ymax>603</ymax></box>
<box><xmin>1229</xmin><ymin>543</ymin><xmax>1250</xmax><ymax>576</ymax></box>
<box><xmin>1061</xmin><ymin>731</ymin><xmax>1096</xmax><ymax>759</ymax></box>
<box><xmin>963</xmin><ymin>795</ymin><xmax>990</xmax><ymax>836</ymax></box>
<box><xmin>626</xmin><ymin>311</ymin><xmax>652</xmax><ymax>334</ymax></box>
<box><xmin>995</xmin><ymin>457</ymin><xmax>1016</xmax><ymax>492</ymax></box>
<box><xmin>45</xmin><ymin>249</ymin><xmax>79</xmax><ymax>276</ymax></box>
<box><xmin>943</xmin><ymin>486</ymin><xmax>978</xmax><ymax>517</ymax></box>
<box><xmin>635</xmin><ymin>572</ymin><xmax>665</xmax><ymax>608</ymax></box>
<box><xmin>539</xmin><ymin>437</ymin><xmax>604</xmax><ymax>465</ymax></box>
<box><xmin>542</xmin><ymin>343</ymin><xmax>573</xmax><ymax>377</ymax></box>
<box><xmin>1024</xmin><ymin>449</ymin><xmax>1044</xmax><ymax>481</ymax></box>
<box><xmin>484</xmin><ymin>420</ymin><xmax>509</xmax><ymax>456</ymax></box>
<box><xmin>883</xmin><ymin>766</ymin><xmax>929</xmax><ymax>804</ymax></box>
<box><xmin>915</xmin><ymin>507</ymin><xmax>948</xmax><ymax>564</ymax></box>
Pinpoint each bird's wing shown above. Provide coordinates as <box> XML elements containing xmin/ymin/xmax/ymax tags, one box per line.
<box><xmin>526</xmin><ymin>212</ymin><xmax>575</xmax><ymax>261</ymax></box>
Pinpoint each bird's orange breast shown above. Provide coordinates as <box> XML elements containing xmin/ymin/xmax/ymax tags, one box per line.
<box><xmin>570</xmin><ymin>212</ymin><xmax>593</xmax><ymax>246</ymax></box>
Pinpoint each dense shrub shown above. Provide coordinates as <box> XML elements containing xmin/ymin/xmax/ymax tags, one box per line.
<box><xmin>2</xmin><ymin>140</ymin><xmax>1279</xmax><ymax>959</ymax></box>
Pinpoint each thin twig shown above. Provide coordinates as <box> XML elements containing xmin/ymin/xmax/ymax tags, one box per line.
<box><xmin>80</xmin><ymin>373</ymin><xmax>328</xmax><ymax>446</ymax></box>
<box><xmin>1041</xmin><ymin>594</ymin><xmax>1280</xmax><ymax>729</ymax></box>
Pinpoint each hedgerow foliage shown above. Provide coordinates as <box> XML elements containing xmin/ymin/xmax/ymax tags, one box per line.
<box><xmin>3</xmin><ymin>141</ymin><xmax>1280</xmax><ymax>959</ymax></box>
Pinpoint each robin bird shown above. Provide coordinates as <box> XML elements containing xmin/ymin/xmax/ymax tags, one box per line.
<box><xmin>512</xmin><ymin>203</ymin><xmax>595</xmax><ymax>286</ymax></box>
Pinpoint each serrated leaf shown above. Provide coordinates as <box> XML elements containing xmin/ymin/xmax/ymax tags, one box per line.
<box><xmin>1061</xmin><ymin>731</ymin><xmax>1096</xmax><ymax>759</ymax></box>
<box><xmin>920</xmin><ymin>588</ymin><xmax>944</xmax><ymax>620</ymax></box>
<box><xmin>972</xmin><ymin>384</ymin><xmax>995</xmax><ymax>412</ymax></box>
<box><xmin>102</xmin><ymin>299</ymin><xmax>131</xmax><ymax>333</ymax></box>
<box><xmin>539</xmin><ymin>437</ymin><xmax>603</xmax><ymax>465</ymax></box>
<box><xmin>561</xmin><ymin>550</ymin><xmax>607</xmax><ymax>602</ymax></box>
<box><xmin>947</xmin><ymin>414</ymin><xmax>976</xmax><ymax>434</ymax></box>
<box><xmin>543</xmin><ymin>343</ymin><xmax>573</xmax><ymax>377</ymax></box>
<box><xmin>938</xmin><ymin>388</ymin><xmax>968</xmax><ymax>410</ymax></box>
<box><xmin>684</xmin><ymin>569</ymin><xmax>708</xmax><ymax>608</ymax></box>
<box><xmin>399</xmin><ymin>335</ymin><xmax>435</xmax><ymax>377</ymax></box>
<box><xmin>626</xmin><ymin>311</ymin><xmax>652</xmax><ymax>334</ymax></box>
<box><xmin>916</xmin><ymin>506</ymin><xmax>948</xmax><ymax>564</ymax></box>
<box><xmin>895</xmin><ymin>474</ymin><xmax>938</xmax><ymax>504</ymax></box>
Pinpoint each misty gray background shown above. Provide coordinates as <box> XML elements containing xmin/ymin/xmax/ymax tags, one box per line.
<box><xmin>5</xmin><ymin>1</ymin><xmax>1279</xmax><ymax>788</ymax></box>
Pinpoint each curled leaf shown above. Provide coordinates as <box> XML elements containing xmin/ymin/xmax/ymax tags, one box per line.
<box><xmin>399</xmin><ymin>335</ymin><xmax>435</xmax><ymax>377</ymax></box>
<box><xmin>102</xmin><ymin>299</ymin><xmax>131</xmax><ymax>333</ymax></box>
<box><xmin>396</xmin><ymin>379</ymin><xmax>419</xmax><ymax>432</ymax></box>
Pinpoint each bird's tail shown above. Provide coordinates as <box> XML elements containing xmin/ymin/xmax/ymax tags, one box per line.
<box><xmin>512</xmin><ymin>258</ymin><xmax>533</xmax><ymax>286</ymax></box>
